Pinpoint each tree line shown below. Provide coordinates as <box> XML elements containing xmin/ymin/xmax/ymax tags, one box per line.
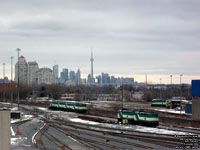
<box><xmin>0</xmin><ymin>83</ymin><xmax>192</xmax><ymax>102</ymax></box>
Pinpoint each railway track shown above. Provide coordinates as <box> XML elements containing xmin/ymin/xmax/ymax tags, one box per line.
<box><xmin>11</xmin><ymin>118</ymin><xmax>33</xmax><ymax>136</ymax></box>
<box><xmin>34</xmin><ymin>123</ymin><xmax>73</xmax><ymax>150</ymax></box>
<box><xmin>10</xmin><ymin>103</ymin><xmax>200</xmax><ymax>149</ymax></box>
<box><xmin>51</xmin><ymin>124</ymin><xmax>153</xmax><ymax>149</ymax></box>
<box><xmin>158</xmin><ymin>125</ymin><xmax>200</xmax><ymax>135</ymax></box>
<box><xmin>33</xmin><ymin>123</ymin><xmax>48</xmax><ymax>150</ymax></box>
<box><xmin>35</xmin><ymin>118</ymin><xmax>154</xmax><ymax>149</ymax></box>
<box><xmin>46</xmin><ymin>118</ymin><xmax>188</xmax><ymax>149</ymax></box>
<box><xmin>44</xmin><ymin>130</ymin><xmax>73</xmax><ymax>150</ymax></box>
<box><xmin>53</xmin><ymin>118</ymin><xmax>173</xmax><ymax>136</ymax></box>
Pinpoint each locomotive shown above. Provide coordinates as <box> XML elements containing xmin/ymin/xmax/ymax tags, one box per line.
<box><xmin>117</xmin><ymin>109</ymin><xmax>159</xmax><ymax>127</ymax></box>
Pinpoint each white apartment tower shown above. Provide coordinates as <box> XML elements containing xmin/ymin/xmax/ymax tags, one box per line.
<box><xmin>37</xmin><ymin>68</ymin><xmax>54</xmax><ymax>85</ymax></box>
<box><xmin>28</xmin><ymin>61</ymin><xmax>39</xmax><ymax>86</ymax></box>
<box><xmin>15</xmin><ymin>56</ymin><xmax>28</xmax><ymax>85</ymax></box>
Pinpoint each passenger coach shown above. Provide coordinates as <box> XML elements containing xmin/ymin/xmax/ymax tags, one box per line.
<box><xmin>49</xmin><ymin>100</ymin><xmax>87</xmax><ymax>113</ymax></box>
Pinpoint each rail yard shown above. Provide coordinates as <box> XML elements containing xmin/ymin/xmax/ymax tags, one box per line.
<box><xmin>1</xmin><ymin>100</ymin><xmax>200</xmax><ymax>150</ymax></box>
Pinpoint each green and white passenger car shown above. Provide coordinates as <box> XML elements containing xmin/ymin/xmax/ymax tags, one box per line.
<box><xmin>49</xmin><ymin>100</ymin><xmax>87</xmax><ymax>113</ymax></box>
<box><xmin>151</xmin><ymin>99</ymin><xmax>171</xmax><ymax>108</ymax></box>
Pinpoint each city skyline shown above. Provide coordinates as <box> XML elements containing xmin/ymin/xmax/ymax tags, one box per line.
<box><xmin>0</xmin><ymin>0</ymin><xmax>200</xmax><ymax>84</ymax></box>
<box><xmin>1</xmin><ymin>53</ymin><xmax>199</xmax><ymax>84</ymax></box>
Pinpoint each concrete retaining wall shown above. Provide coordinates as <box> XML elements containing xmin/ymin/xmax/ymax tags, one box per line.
<box><xmin>192</xmin><ymin>98</ymin><xmax>200</xmax><ymax>118</ymax></box>
<box><xmin>0</xmin><ymin>110</ymin><xmax>10</xmax><ymax>150</ymax></box>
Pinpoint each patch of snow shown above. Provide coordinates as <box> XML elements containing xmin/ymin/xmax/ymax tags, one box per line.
<box><xmin>11</xmin><ymin>107</ymin><xmax>18</xmax><ymax>111</ymax></box>
<box><xmin>35</xmin><ymin>107</ymin><xmax>48</xmax><ymax>111</ymax></box>
<box><xmin>103</xmin><ymin>123</ymin><xmax>191</xmax><ymax>135</ymax></box>
<box><xmin>23</xmin><ymin>115</ymin><xmax>33</xmax><ymax>118</ymax></box>
<box><xmin>31</xmin><ymin>118</ymin><xmax>41</xmax><ymax>123</ymax></box>
<box><xmin>11</xmin><ymin>118</ymin><xmax>31</xmax><ymax>124</ymax></box>
<box><xmin>32</xmin><ymin>122</ymin><xmax>46</xmax><ymax>145</ymax></box>
<box><xmin>127</xmin><ymin>125</ymin><xmax>189</xmax><ymax>135</ymax></box>
<box><xmin>69</xmin><ymin>118</ymin><xmax>191</xmax><ymax>135</ymax></box>
<box><xmin>68</xmin><ymin>136</ymin><xmax>80</xmax><ymax>143</ymax></box>
<box><xmin>70</xmin><ymin>118</ymin><xmax>99</xmax><ymax>125</ymax></box>
<box><xmin>11</xmin><ymin>127</ymin><xmax>15</xmax><ymax>136</ymax></box>
<box><xmin>11</xmin><ymin>119</ymin><xmax>20</xmax><ymax>124</ymax></box>
<box><xmin>0</xmin><ymin>102</ymin><xmax>11</xmax><ymax>105</ymax></box>
<box><xmin>11</xmin><ymin>137</ymin><xmax>29</xmax><ymax>146</ymax></box>
<box><xmin>154</xmin><ymin>108</ymin><xmax>185</xmax><ymax>114</ymax></box>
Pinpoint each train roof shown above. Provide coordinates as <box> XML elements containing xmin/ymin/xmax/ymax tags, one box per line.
<box><xmin>51</xmin><ymin>100</ymin><xmax>87</xmax><ymax>104</ymax></box>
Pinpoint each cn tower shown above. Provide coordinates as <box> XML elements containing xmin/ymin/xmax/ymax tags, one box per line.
<box><xmin>90</xmin><ymin>49</ymin><xmax>94</xmax><ymax>79</ymax></box>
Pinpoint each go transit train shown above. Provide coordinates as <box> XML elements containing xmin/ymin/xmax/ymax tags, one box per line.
<box><xmin>117</xmin><ymin>109</ymin><xmax>159</xmax><ymax>127</ymax></box>
<box><xmin>49</xmin><ymin>100</ymin><xmax>87</xmax><ymax>113</ymax></box>
<box><xmin>151</xmin><ymin>99</ymin><xmax>171</xmax><ymax>108</ymax></box>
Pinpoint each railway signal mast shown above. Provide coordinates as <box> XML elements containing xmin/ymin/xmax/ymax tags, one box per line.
<box><xmin>16</xmin><ymin>48</ymin><xmax>21</xmax><ymax>110</ymax></box>
<box><xmin>10</xmin><ymin>56</ymin><xmax>14</xmax><ymax>108</ymax></box>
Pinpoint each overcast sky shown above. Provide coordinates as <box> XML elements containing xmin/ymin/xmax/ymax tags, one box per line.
<box><xmin>0</xmin><ymin>0</ymin><xmax>200</xmax><ymax>83</ymax></box>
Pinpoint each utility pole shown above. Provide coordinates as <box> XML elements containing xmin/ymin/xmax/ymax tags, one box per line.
<box><xmin>3</xmin><ymin>63</ymin><xmax>5</xmax><ymax>102</ymax></box>
<box><xmin>160</xmin><ymin>78</ymin><xmax>162</xmax><ymax>99</ymax></box>
<box><xmin>10</xmin><ymin>56</ymin><xmax>14</xmax><ymax>108</ymax></box>
<box><xmin>180</xmin><ymin>74</ymin><xmax>183</xmax><ymax>114</ymax></box>
<box><xmin>170</xmin><ymin>75</ymin><xmax>173</xmax><ymax>99</ymax></box>
<box><xmin>16</xmin><ymin>48</ymin><xmax>21</xmax><ymax>110</ymax></box>
<box><xmin>180</xmin><ymin>74</ymin><xmax>183</xmax><ymax>98</ymax></box>
<box><xmin>145</xmin><ymin>74</ymin><xmax>147</xmax><ymax>87</ymax></box>
<box><xmin>120</xmin><ymin>85</ymin><xmax>124</xmax><ymax>109</ymax></box>
<box><xmin>170</xmin><ymin>75</ymin><xmax>173</xmax><ymax>85</ymax></box>
<box><xmin>120</xmin><ymin>85</ymin><xmax>124</xmax><ymax>124</ymax></box>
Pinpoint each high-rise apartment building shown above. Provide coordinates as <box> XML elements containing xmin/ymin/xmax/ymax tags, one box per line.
<box><xmin>15</xmin><ymin>56</ymin><xmax>28</xmax><ymax>85</ymax></box>
<box><xmin>37</xmin><ymin>68</ymin><xmax>54</xmax><ymax>85</ymax></box>
<box><xmin>28</xmin><ymin>61</ymin><xmax>39</xmax><ymax>86</ymax></box>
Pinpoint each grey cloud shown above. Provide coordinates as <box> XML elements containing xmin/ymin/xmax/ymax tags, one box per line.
<box><xmin>0</xmin><ymin>0</ymin><xmax>200</xmax><ymax>82</ymax></box>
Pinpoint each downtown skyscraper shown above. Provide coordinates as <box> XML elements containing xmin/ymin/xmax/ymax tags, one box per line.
<box><xmin>53</xmin><ymin>64</ymin><xmax>59</xmax><ymax>81</ymax></box>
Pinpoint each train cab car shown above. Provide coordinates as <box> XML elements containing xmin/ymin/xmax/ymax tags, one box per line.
<box><xmin>66</xmin><ymin>101</ymin><xmax>75</xmax><ymax>111</ymax></box>
<box><xmin>117</xmin><ymin>109</ymin><xmax>137</xmax><ymax>124</ymax></box>
<box><xmin>49</xmin><ymin>101</ymin><xmax>59</xmax><ymax>110</ymax></box>
<box><xmin>136</xmin><ymin>111</ymin><xmax>159</xmax><ymax>127</ymax></box>
<box><xmin>151</xmin><ymin>99</ymin><xmax>171</xmax><ymax>108</ymax></box>
<box><xmin>58</xmin><ymin>101</ymin><xmax>67</xmax><ymax>110</ymax></box>
<box><xmin>74</xmin><ymin>102</ymin><xmax>87</xmax><ymax>113</ymax></box>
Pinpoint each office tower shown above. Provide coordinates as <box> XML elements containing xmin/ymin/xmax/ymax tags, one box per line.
<box><xmin>15</xmin><ymin>56</ymin><xmax>28</xmax><ymax>85</ymax></box>
<box><xmin>101</xmin><ymin>73</ymin><xmax>110</xmax><ymax>85</ymax></box>
<box><xmin>28</xmin><ymin>61</ymin><xmax>39</xmax><ymax>86</ymax></box>
<box><xmin>76</xmin><ymin>69</ymin><xmax>81</xmax><ymax>84</ymax></box>
<box><xmin>53</xmin><ymin>64</ymin><xmax>59</xmax><ymax>81</ymax></box>
<box><xmin>69</xmin><ymin>71</ymin><xmax>76</xmax><ymax>83</ymax></box>
<box><xmin>96</xmin><ymin>75</ymin><xmax>102</xmax><ymax>84</ymax></box>
<box><xmin>60</xmin><ymin>68</ymin><xmax>68</xmax><ymax>83</ymax></box>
